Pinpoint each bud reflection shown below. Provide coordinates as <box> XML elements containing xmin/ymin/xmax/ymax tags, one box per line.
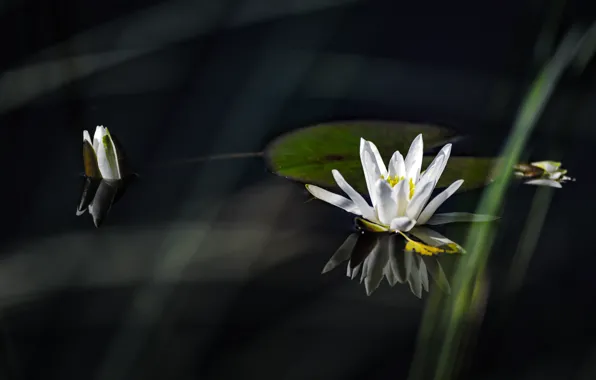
<box><xmin>76</xmin><ymin>178</ymin><xmax>131</xmax><ymax>228</ymax></box>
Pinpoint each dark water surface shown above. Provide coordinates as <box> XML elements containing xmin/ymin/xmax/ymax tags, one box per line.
<box><xmin>1</xmin><ymin>0</ymin><xmax>596</xmax><ymax>379</ymax></box>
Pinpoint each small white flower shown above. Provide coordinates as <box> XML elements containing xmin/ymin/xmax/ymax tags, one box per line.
<box><xmin>514</xmin><ymin>161</ymin><xmax>574</xmax><ymax>189</ymax></box>
<box><xmin>82</xmin><ymin>125</ymin><xmax>121</xmax><ymax>180</ymax></box>
<box><xmin>306</xmin><ymin>134</ymin><xmax>497</xmax><ymax>232</ymax></box>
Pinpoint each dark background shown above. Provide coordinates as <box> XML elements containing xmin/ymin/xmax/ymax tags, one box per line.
<box><xmin>0</xmin><ymin>0</ymin><xmax>595</xmax><ymax>379</ymax></box>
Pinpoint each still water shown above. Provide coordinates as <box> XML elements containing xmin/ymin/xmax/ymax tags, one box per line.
<box><xmin>1</xmin><ymin>1</ymin><xmax>595</xmax><ymax>379</ymax></box>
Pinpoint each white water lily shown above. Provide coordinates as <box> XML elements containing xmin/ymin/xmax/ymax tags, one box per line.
<box><xmin>82</xmin><ymin>125</ymin><xmax>121</xmax><ymax>180</ymax></box>
<box><xmin>514</xmin><ymin>161</ymin><xmax>574</xmax><ymax>189</ymax></box>
<box><xmin>306</xmin><ymin>135</ymin><xmax>497</xmax><ymax>232</ymax></box>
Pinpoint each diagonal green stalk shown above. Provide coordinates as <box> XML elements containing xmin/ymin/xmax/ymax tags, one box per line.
<box><xmin>408</xmin><ymin>22</ymin><xmax>596</xmax><ymax>380</ymax></box>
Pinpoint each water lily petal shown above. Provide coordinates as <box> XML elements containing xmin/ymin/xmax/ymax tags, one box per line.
<box><xmin>83</xmin><ymin>138</ymin><xmax>101</xmax><ymax>179</ymax></box>
<box><xmin>384</xmin><ymin>260</ymin><xmax>398</xmax><ymax>287</ymax></box>
<box><xmin>409</xmin><ymin>226</ymin><xmax>456</xmax><ymax>247</ymax></box>
<box><xmin>393</xmin><ymin>178</ymin><xmax>409</xmax><ymax>217</ymax></box>
<box><xmin>422</xmin><ymin>256</ymin><xmax>451</xmax><ymax>294</ymax></box>
<box><xmin>354</xmin><ymin>217</ymin><xmax>390</xmax><ymax>232</ymax></box>
<box><xmin>306</xmin><ymin>184</ymin><xmax>360</xmax><ymax>215</ymax></box>
<box><xmin>419</xmin><ymin>258</ymin><xmax>429</xmax><ymax>292</ymax></box>
<box><xmin>76</xmin><ymin>177</ymin><xmax>100</xmax><ymax>215</ymax></box>
<box><xmin>332</xmin><ymin>170</ymin><xmax>378</xmax><ymax>222</ymax></box>
<box><xmin>364</xmin><ymin>151</ymin><xmax>381</xmax><ymax>207</ymax></box>
<box><xmin>406</xmin><ymin>182</ymin><xmax>433</xmax><ymax>221</ymax></box>
<box><xmin>365</xmin><ymin>238</ymin><xmax>389</xmax><ymax>295</ymax></box>
<box><xmin>384</xmin><ymin>238</ymin><xmax>400</xmax><ymax>287</ymax></box>
<box><xmin>389</xmin><ymin>216</ymin><xmax>416</xmax><ymax>232</ymax></box>
<box><xmin>95</xmin><ymin>128</ymin><xmax>122</xmax><ymax>180</ymax></box>
<box><xmin>388</xmin><ymin>151</ymin><xmax>406</xmax><ymax>178</ymax></box>
<box><xmin>347</xmin><ymin>263</ymin><xmax>361</xmax><ymax>280</ymax></box>
<box><xmin>550</xmin><ymin>171</ymin><xmax>563</xmax><ymax>180</ymax></box>
<box><xmin>375</xmin><ymin>179</ymin><xmax>397</xmax><ymax>225</ymax></box>
<box><xmin>347</xmin><ymin>234</ymin><xmax>376</xmax><ymax>280</ymax></box>
<box><xmin>425</xmin><ymin>212</ymin><xmax>500</xmax><ymax>225</ymax></box>
<box><xmin>531</xmin><ymin>161</ymin><xmax>560</xmax><ymax>173</ymax></box>
<box><xmin>405</xmin><ymin>227</ymin><xmax>465</xmax><ymax>256</ymax></box>
<box><xmin>88</xmin><ymin>179</ymin><xmax>119</xmax><ymax>227</ymax></box>
<box><xmin>360</xmin><ymin>139</ymin><xmax>386</xmax><ymax>204</ymax></box>
<box><xmin>322</xmin><ymin>233</ymin><xmax>359</xmax><ymax>274</ymax></box>
<box><xmin>416</xmin><ymin>143</ymin><xmax>452</xmax><ymax>192</ymax></box>
<box><xmin>366</xmin><ymin>140</ymin><xmax>388</xmax><ymax>176</ymax></box>
<box><xmin>83</xmin><ymin>130</ymin><xmax>93</xmax><ymax>146</ymax></box>
<box><xmin>404</xmin><ymin>134</ymin><xmax>423</xmax><ymax>183</ymax></box>
<box><xmin>395</xmin><ymin>249</ymin><xmax>413</xmax><ymax>284</ymax></box>
<box><xmin>92</xmin><ymin>125</ymin><xmax>105</xmax><ymax>152</ymax></box>
<box><xmin>387</xmin><ymin>235</ymin><xmax>402</xmax><ymax>285</ymax></box>
<box><xmin>360</xmin><ymin>254</ymin><xmax>369</xmax><ymax>284</ymax></box>
<box><xmin>408</xmin><ymin>255</ymin><xmax>423</xmax><ymax>298</ymax></box>
<box><xmin>524</xmin><ymin>179</ymin><xmax>562</xmax><ymax>188</ymax></box>
<box><xmin>417</xmin><ymin>179</ymin><xmax>464</xmax><ymax>225</ymax></box>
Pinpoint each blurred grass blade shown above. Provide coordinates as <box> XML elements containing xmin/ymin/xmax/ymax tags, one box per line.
<box><xmin>408</xmin><ymin>22</ymin><xmax>596</xmax><ymax>380</ymax></box>
<box><xmin>574</xmin><ymin>23</ymin><xmax>596</xmax><ymax>73</ymax></box>
<box><xmin>506</xmin><ymin>186</ymin><xmax>555</xmax><ymax>294</ymax></box>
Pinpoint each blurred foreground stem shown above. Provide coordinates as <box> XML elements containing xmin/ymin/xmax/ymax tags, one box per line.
<box><xmin>408</xmin><ymin>22</ymin><xmax>596</xmax><ymax>380</ymax></box>
<box><xmin>507</xmin><ymin>186</ymin><xmax>554</xmax><ymax>294</ymax></box>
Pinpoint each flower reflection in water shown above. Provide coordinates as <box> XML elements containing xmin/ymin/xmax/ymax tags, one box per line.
<box><xmin>513</xmin><ymin>160</ymin><xmax>574</xmax><ymax>188</ymax></box>
<box><xmin>77</xmin><ymin>178</ymin><xmax>131</xmax><ymax>227</ymax></box>
<box><xmin>77</xmin><ymin>126</ymin><xmax>136</xmax><ymax>227</ymax></box>
<box><xmin>322</xmin><ymin>219</ymin><xmax>458</xmax><ymax>298</ymax></box>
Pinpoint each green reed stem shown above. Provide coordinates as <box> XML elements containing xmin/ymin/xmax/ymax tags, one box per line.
<box><xmin>408</xmin><ymin>22</ymin><xmax>596</xmax><ymax>380</ymax></box>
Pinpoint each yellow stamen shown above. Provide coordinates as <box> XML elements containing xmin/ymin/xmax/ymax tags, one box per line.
<box><xmin>382</xmin><ymin>174</ymin><xmax>404</xmax><ymax>187</ymax></box>
<box><xmin>381</xmin><ymin>175</ymin><xmax>416</xmax><ymax>199</ymax></box>
<box><xmin>396</xmin><ymin>231</ymin><xmax>464</xmax><ymax>256</ymax></box>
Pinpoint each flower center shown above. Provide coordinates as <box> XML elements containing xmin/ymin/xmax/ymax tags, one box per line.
<box><xmin>382</xmin><ymin>175</ymin><xmax>416</xmax><ymax>199</ymax></box>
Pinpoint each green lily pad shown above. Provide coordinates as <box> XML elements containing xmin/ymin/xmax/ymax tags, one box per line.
<box><xmin>266</xmin><ymin>120</ymin><xmax>455</xmax><ymax>171</ymax></box>
<box><xmin>430</xmin><ymin>156</ymin><xmax>498</xmax><ymax>191</ymax></box>
<box><xmin>265</xmin><ymin>121</ymin><xmax>498</xmax><ymax>193</ymax></box>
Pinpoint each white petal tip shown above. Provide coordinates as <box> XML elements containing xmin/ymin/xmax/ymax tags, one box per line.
<box><xmin>321</xmin><ymin>264</ymin><xmax>334</xmax><ymax>274</ymax></box>
<box><xmin>524</xmin><ymin>179</ymin><xmax>562</xmax><ymax>188</ymax></box>
<box><xmin>440</xmin><ymin>143</ymin><xmax>452</xmax><ymax>155</ymax></box>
